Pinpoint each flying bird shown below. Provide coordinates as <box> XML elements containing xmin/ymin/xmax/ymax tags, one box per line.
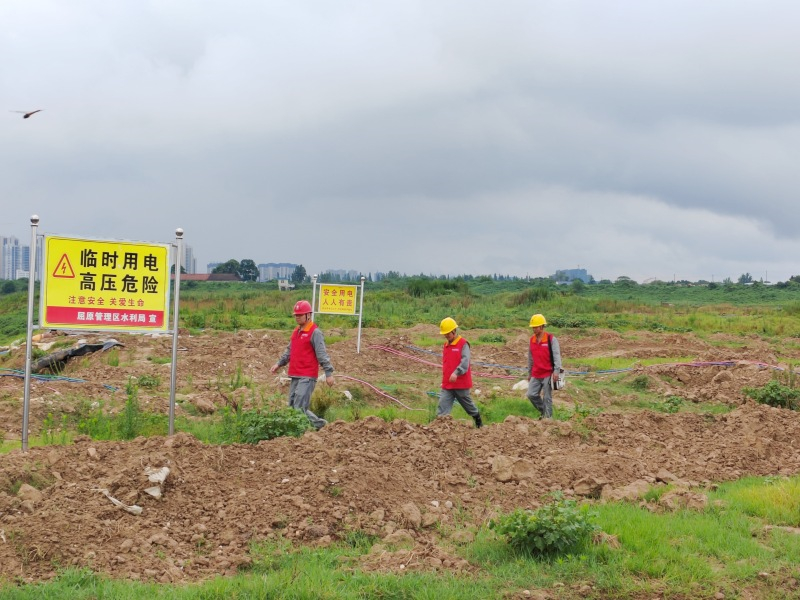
<box><xmin>11</xmin><ymin>110</ymin><xmax>43</xmax><ymax>119</ymax></box>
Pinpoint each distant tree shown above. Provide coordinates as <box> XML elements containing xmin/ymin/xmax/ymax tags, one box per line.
<box><xmin>790</xmin><ymin>275</ymin><xmax>800</xmax><ymax>284</ymax></box>
<box><xmin>738</xmin><ymin>273</ymin><xmax>753</xmax><ymax>284</ymax></box>
<box><xmin>708</xmin><ymin>282</ymin><xmax>719</xmax><ymax>289</ymax></box>
<box><xmin>570</xmin><ymin>279</ymin><xmax>586</xmax><ymax>294</ymax></box>
<box><xmin>170</xmin><ymin>265</ymin><xmax>187</xmax><ymax>274</ymax></box>
<box><xmin>615</xmin><ymin>275</ymin><xmax>638</xmax><ymax>288</ymax></box>
<box><xmin>213</xmin><ymin>259</ymin><xmax>240</xmax><ymax>275</ymax></box>
<box><xmin>291</xmin><ymin>264</ymin><xmax>307</xmax><ymax>284</ymax></box>
<box><xmin>238</xmin><ymin>259</ymin><xmax>259</xmax><ymax>282</ymax></box>
<box><xmin>1</xmin><ymin>281</ymin><xmax>16</xmax><ymax>294</ymax></box>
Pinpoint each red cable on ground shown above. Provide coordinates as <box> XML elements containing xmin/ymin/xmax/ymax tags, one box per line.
<box><xmin>367</xmin><ymin>344</ymin><xmax>440</xmax><ymax>367</ymax></box>
<box><xmin>337</xmin><ymin>374</ymin><xmax>426</xmax><ymax>411</ymax></box>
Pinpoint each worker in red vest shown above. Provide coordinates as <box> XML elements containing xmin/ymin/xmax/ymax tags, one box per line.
<box><xmin>526</xmin><ymin>313</ymin><xmax>562</xmax><ymax>419</ymax></box>
<box><xmin>271</xmin><ymin>300</ymin><xmax>335</xmax><ymax>429</ymax></box>
<box><xmin>437</xmin><ymin>317</ymin><xmax>483</xmax><ymax>428</ymax></box>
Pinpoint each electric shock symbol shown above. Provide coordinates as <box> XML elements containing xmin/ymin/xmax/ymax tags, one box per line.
<box><xmin>52</xmin><ymin>254</ymin><xmax>76</xmax><ymax>278</ymax></box>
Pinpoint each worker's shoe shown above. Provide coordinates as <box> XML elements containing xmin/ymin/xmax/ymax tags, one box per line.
<box><xmin>474</xmin><ymin>414</ymin><xmax>483</xmax><ymax>429</ymax></box>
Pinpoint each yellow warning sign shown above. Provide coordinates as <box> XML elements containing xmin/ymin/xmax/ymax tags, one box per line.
<box><xmin>41</xmin><ymin>236</ymin><xmax>171</xmax><ymax>331</ymax></box>
<box><xmin>318</xmin><ymin>284</ymin><xmax>358</xmax><ymax>315</ymax></box>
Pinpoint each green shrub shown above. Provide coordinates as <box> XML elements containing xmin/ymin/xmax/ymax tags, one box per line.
<box><xmin>662</xmin><ymin>396</ymin><xmax>684</xmax><ymax>413</ymax></box>
<box><xmin>106</xmin><ymin>349</ymin><xmax>119</xmax><ymax>367</ymax></box>
<box><xmin>489</xmin><ymin>493</ymin><xmax>599</xmax><ymax>556</ymax></box>
<box><xmin>310</xmin><ymin>385</ymin><xmax>336</xmax><ymax>419</ymax></box>
<box><xmin>137</xmin><ymin>374</ymin><xmax>161</xmax><ymax>389</ymax></box>
<box><xmin>630</xmin><ymin>375</ymin><xmax>651</xmax><ymax>391</ymax></box>
<box><xmin>118</xmin><ymin>379</ymin><xmax>142</xmax><ymax>440</ymax></box>
<box><xmin>147</xmin><ymin>356</ymin><xmax>172</xmax><ymax>365</ymax></box>
<box><xmin>219</xmin><ymin>407</ymin><xmax>239</xmax><ymax>443</ymax></box>
<box><xmin>547</xmin><ymin>315</ymin><xmax>597</xmax><ymax>328</ymax></box>
<box><xmin>743</xmin><ymin>379</ymin><xmax>800</xmax><ymax>410</ymax></box>
<box><xmin>478</xmin><ymin>333</ymin><xmax>507</xmax><ymax>343</ymax></box>
<box><xmin>77</xmin><ymin>400</ymin><xmax>112</xmax><ymax>439</ymax></box>
<box><xmin>237</xmin><ymin>408</ymin><xmax>310</xmax><ymax>444</ymax></box>
<box><xmin>507</xmin><ymin>286</ymin><xmax>552</xmax><ymax>307</ymax></box>
<box><xmin>228</xmin><ymin>362</ymin><xmax>251</xmax><ymax>390</ymax></box>
<box><xmin>377</xmin><ymin>406</ymin><xmax>398</xmax><ymax>423</ymax></box>
<box><xmin>342</xmin><ymin>387</ymin><xmax>365</xmax><ymax>421</ymax></box>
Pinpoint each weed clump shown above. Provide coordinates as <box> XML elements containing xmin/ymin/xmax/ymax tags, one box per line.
<box><xmin>743</xmin><ymin>379</ymin><xmax>800</xmax><ymax>411</ymax></box>
<box><xmin>236</xmin><ymin>408</ymin><xmax>310</xmax><ymax>444</ymax></box>
<box><xmin>478</xmin><ymin>333</ymin><xmax>507</xmax><ymax>344</ymax></box>
<box><xmin>489</xmin><ymin>493</ymin><xmax>599</xmax><ymax>556</ymax></box>
<box><xmin>630</xmin><ymin>374</ymin><xmax>651</xmax><ymax>391</ymax></box>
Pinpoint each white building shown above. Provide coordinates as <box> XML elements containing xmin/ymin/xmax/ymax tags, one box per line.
<box><xmin>258</xmin><ymin>262</ymin><xmax>297</xmax><ymax>282</ymax></box>
<box><xmin>0</xmin><ymin>236</ymin><xmax>34</xmax><ymax>280</ymax></box>
<box><xmin>182</xmin><ymin>244</ymin><xmax>197</xmax><ymax>274</ymax></box>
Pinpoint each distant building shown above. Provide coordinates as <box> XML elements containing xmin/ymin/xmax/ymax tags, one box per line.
<box><xmin>206</xmin><ymin>262</ymin><xmax>221</xmax><ymax>273</ymax></box>
<box><xmin>258</xmin><ymin>262</ymin><xmax>297</xmax><ymax>282</ymax></box>
<box><xmin>0</xmin><ymin>236</ymin><xmax>41</xmax><ymax>280</ymax></box>
<box><xmin>170</xmin><ymin>243</ymin><xmax>197</xmax><ymax>274</ymax></box>
<box><xmin>552</xmin><ymin>268</ymin><xmax>592</xmax><ymax>283</ymax></box>
<box><xmin>183</xmin><ymin>244</ymin><xmax>197</xmax><ymax>274</ymax></box>
<box><xmin>277</xmin><ymin>278</ymin><xmax>295</xmax><ymax>291</ymax></box>
<box><xmin>0</xmin><ymin>236</ymin><xmax>19</xmax><ymax>280</ymax></box>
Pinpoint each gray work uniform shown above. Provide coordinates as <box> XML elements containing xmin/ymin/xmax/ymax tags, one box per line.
<box><xmin>437</xmin><ymin>341</ymin><xmax>481</xmax><ymax>420</ymax></box>
<box><xmin>276</xmin><ymin>327</ymin><xmax>334</xmax><ymax>430</ymax></box>
<box><xmin>526</xmin><ymin>333</ymin><xmax>562</xmax><ymax>419</ymax></box>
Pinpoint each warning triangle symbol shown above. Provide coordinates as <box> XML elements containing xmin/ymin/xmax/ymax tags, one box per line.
<box><xmin>52</xmin><ymin>254</ymin><xmax>75</xmax><ymax>278</ymax></box>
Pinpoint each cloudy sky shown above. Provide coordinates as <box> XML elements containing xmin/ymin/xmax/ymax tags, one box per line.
<box><xmin>3</xmin><ymin>1</ymin><xmax>799</xmax><ymax>283</ymax></box>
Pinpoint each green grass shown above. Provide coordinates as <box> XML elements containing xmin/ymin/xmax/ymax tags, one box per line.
<box><xmin>5</xmin><ymin>277</ymin><xmax>800</xmax><ymax>342</ymax></box>
<box><xmin>722</xmin><ymin>476</ymin><xmax>800</xmax><ymax>526</ymax></box>
<box><xmin>4</xmin><ymin>476</ymin><xmax>800</xmax><ymax>598</ymax></box>
<box><xmin>572</xmin><ymin>355</ymin><xmax>699</xmax><ymax>373</ymax></box>
<box><xmin>147</xmin><ymin>356</ymin><xmax>172</xmax><ymax>365</ymax></box>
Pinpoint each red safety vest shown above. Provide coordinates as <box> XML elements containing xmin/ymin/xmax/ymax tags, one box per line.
<box><xmin>288</xmin><ymin>322</ymin><xmax>320</xmax><ymax>378</ymax></box>
<box><xmin>442</xmin><ymin>336</ymin><xmax>473</xmax><ymax>389</ymax></box>
<box><xmin>529</xmin><ymin>333</ymin><xmax>554</xmax><ymax>378</ymax></box>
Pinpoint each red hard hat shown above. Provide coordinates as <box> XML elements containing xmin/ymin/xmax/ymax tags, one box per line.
<box><xmin>293</xmin><ymin>300</ymin><xmax>312</xmax><ymax>315</ymax></box>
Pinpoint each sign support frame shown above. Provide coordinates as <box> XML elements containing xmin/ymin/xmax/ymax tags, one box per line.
<box><xmin>20</xmin><ymin>219</ymin><xmax>182</xmax><ymax>451</ymax></box>
<box><xmin>310</xmin><ymin>274</ymin><xmax>366</xmax><ymax>353</ymax></box>
<box><xmin>22</xmin><ymin>215</ymin><xmax>40</xmax><ymax>452</ymax></box>
<box><xmin>167</xmin><ymin>228</ymin><xmax>183</xmax><ymax>436</ymax></box>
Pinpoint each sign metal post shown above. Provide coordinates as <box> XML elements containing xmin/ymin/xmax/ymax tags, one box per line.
<box><xmin>21</xmin><ymin>215</ymin><xmax>40</xmax><ymax>452</ymax></box>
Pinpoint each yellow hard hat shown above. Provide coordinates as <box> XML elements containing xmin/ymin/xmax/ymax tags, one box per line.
<box><xmin>439</xmin><ymin>317</ymin><xmax>458</xmax><ymax>335</ymax></box>
<box><xmin>529</xmin><ymin>314</ymin><xmax>547</xmax><ymax>327</ymax></box>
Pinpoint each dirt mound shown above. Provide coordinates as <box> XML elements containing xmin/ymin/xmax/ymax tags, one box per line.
<box><xmin>2</xmin><ymin>403</ymin><xmax>800</xmax><ymax>583</ymax></box>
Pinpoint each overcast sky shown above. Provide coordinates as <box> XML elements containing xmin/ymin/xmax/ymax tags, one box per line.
<box><xmin>3</xmin><ymin>1</ymin><xmax>799</xmax><ymax>283</ymax></box>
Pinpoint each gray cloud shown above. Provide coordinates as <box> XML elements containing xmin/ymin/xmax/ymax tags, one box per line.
<box><xmin>3</xmin><ymin>0</ymin><xmax>800</xmax><ymax>282</ymax></box>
